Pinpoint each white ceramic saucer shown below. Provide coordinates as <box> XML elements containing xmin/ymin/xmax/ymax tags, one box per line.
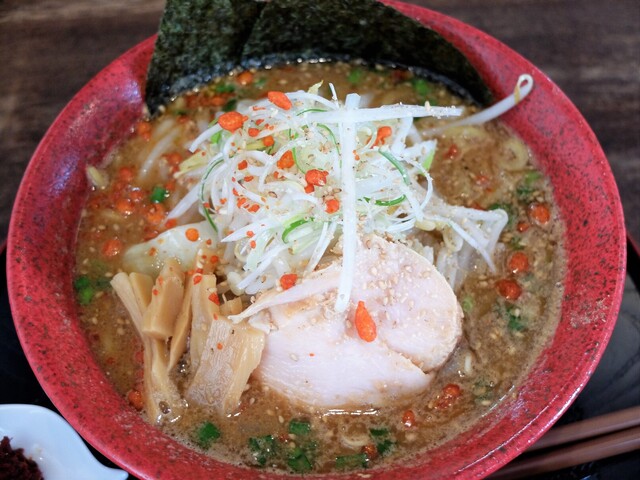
<box><xmin>0</xmin><ymin>404</ymin><xmax>127</xmax><ymax>480</ymax></box>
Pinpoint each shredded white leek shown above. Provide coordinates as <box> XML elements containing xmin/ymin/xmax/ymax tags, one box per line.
<box><xmin>159</xmin><ymin>76</ymin><xmax>533</xmax><ymax>307</ymax></box>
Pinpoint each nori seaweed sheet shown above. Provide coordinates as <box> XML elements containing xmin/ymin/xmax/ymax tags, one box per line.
<box><xmin>145</xmin><ymin>0</ymin><xmax>265</xmax><ymax>114</ymax></box>
<box><xmin>145</xmin><ymin>0</ymin><xmax>493</xmax><ymax>115</ymax></box>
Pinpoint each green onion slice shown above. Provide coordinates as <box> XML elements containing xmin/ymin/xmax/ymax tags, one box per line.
<box><xmin>363</xmin><ymin>195</ymin><xmax>406</xmax><ymax>207</ymax></box>
<box><xmin>282</xmin><ymin>218</ymin><xmax>313</xmax><ymax>243</ymax></box>
<box><xmin>379</xmin><ymin>150</ymin><xmax>410</xmax><ymax>185</ymax></box>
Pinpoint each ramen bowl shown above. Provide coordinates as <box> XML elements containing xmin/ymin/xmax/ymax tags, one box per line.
<box><xmin>7</xmin><ymin>2</ymin><xmax>625</xmax><ymax>478</ymax></box>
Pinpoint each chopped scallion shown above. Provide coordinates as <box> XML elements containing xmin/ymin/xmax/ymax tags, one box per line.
<box><xmin>347</xmin><ymin>67</ymin><xmax>364</xmax><ymax>85</ymax></box>
<box><xmin>287</xmin><ymin>447</ymin><xmax>313</xmax><ymax>473</ymax></box>
<box><xmin>412</xmin><ymin>78</ymin><xmax>430</xmax><ymax>98</ymax></box>
<box><xmin>376</xmin><ymin>439</ymin><xmax>394</xmax><ymax>456</ymax></box>
<box><xmin>248</xmin><ymin>435</ymin><xmax>276</xmax><ymax>466</ymax></box>
<box><xmin>335</xmin><ymin>452</ymin><xmax>368</xmax><ymax>469</ymax></box>
<box><xmin>369</xmin><ymin>427</ymin><xmax>389</xmax><ymax>437</ymax></box>
<box><xmin>282</xmin><ymin>218</ymin><xmax>312</xmax><ymax>243</ymax></box>
<box><xmin>150</xmin><ymin>186</ymin><xmax>168</xmax><ymax>203</ymax></box>
<box><xmin>214</xmin><ymin>83</ymin><xmax>235</xmax><ymax>94</ymax></box>
<box><xmin>195</xmin><ymin>421</ymin><xmax>220</xmax><ymax>448</ymax></box>
<box><xmin>461</xmin><ymin>296</ymin><xmax>474</xmax><ymax>313</ymax></box>
<box><xmin>223</xmin><ymin>98</ymin><xmax>237</xmax><ymax>112</ymax></box>
<box><xmin>73</xmin><ymin>275</ymin><xmax>94</xmax><ymax>305</ymax></box>
<box><xmin>288</xmin><ymin>419</ymin><xmax>311</xmax><ymax>436</ymax></box>
<box><xmin>379</xmin><ymin>151</ymin><xmax>410</xmax><ymax>185</ymax></box>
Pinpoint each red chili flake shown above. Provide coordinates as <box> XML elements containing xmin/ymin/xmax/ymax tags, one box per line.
<box><xmin>362</xmin><ymin>444</ymin><xmax>379</xmax><ymax>460</ymax></box>
<box><xmin>115</xmin><ymin>198</ymin><xmax>134</xmax><ymax>216</ymax></box>
<box><xmin>280</xmin><ymin>273</ymin><xmax>298</xmax><ymax>290</ymax></box>
<box><xmin>247</xmin><ymin>204</ymin><xmax>260</xmax><ymax>213</ymax></box>
<box><xmin>475</xmin><ymin>174</ymin><xmax>491</xmax><ymax>187</ymax></box>
<box><xmin>136</xmin><ymin>121</ymin><xmax>152</xmax><ymax>141</ymax></box>
<box><xmin>277</xmin><ymin>150</ymin><xmax>295</xmax><ymax>169</ymax></box>
<box><xmin>208</xmin><ymin>292</ymin><xmax>220</xmax><ymax>305</ymax></box>
<box><xmin>247</xmin><ymin>230</ymin><xmax>255</xmax><ymax>237</ymax></box>
<box><xmin>325</xmin><ymin>198</ymin><xmax>340</xmax><ymax>214</ymax></box>
<box><xmin>244</xmin><ymin>175</ymin><xmax>254</xmax><ymax>182</ymax></box>
<box><xmin>517</xmin><ymin>221</ymin><xmax>530</xmax><ymax>232</ymax></box>
<box><xmin>355</xmin><ymin>301</ymin><xmax>377</xmax><ymax>342</ymax></box>
<box><xmin>210</xmin><ymin>255</ymin><xmax>219</xmax><ymax>264</ymax></box>
<box><xmin>218</xmin><ymin>111</ymin><xmax>245</xmax><ymax>132</ymax></box>
<box><xmin>152</xmin><ymin>288</ymin><xmax>159</xmax><ymax>296</ymax></box>
<box><xmin>267</xmin><ymin>91</ymin><xmax>292</xmax><ymax>110</ymax></box>
<box><xmin>250</xmin><ymin>240</ymin><xmax>257</xmax><ymax>248</ymax></box>
<box><xmin>304</xmin><ymin>184</ymin><xmax>314</xmax><ymax>193</ymax></box>
<box><xmin>446</xmin><ymin>144</ymin><xmax>459</xmax><ymax>158</ymax></box>
<box><xmin>305</xmin><ymin>169</ymin><xmax>328</xmax><ymax>187</ymax></box>
<box><xmin>248</xmin><ymin>127</ymin><xmax>260</xmax><ymax>137</ymax></box>
<box><xmin>193</xmin><ymin>275</ymin><xmax>202</xmax><ymax>285</ymax></box>
<box><xmin>118</xmin><ymin>166</ymin><xmax>135</xmax><ymax>182</ymax></box>
<box><xmin>435</xmin><ymin>384</ymin><xmax>462</xmax><ymax>409</ymax></box>
<box><xmin>148</xmin><ymin>247</ymin><xmax>157</xmax><ymax>257</ymax></box>
<box><xmin>496</xmin><ymin>279</ymin><xmax>522</xmax><ymax>300</ymax></box>
<box><xmin>507</xmin><ymin>252</ymin><xmax>529</xmax><ymax>274</ymax></box>
<box><xmin>529</xmin><ymin>202</ymin><xmax>551</xmax><ymax>225</ymax></box>
<box><xmin>165</xmin><ymin>152</ymin><xmax>182</xmax><ymax>166</ymax></box>
<box><xmin>237</xmin><ymin>159</ymin><xmax>248</xmax><ymax>170</ymax></box>
<box><xmin>217</xmin><ymin>342</ymin><xmax>224</xmax><ymax>350</ymax></box>
<box><xmin>102</xmin><ymin>238</ymin><xmax>123</xmax><ymax>257</ymax></box>
<box><xmin>127</xmin><ymin>389</ymin><xmax>144</xmax><ymax>410</ymax></box>
<box><xmin>185</xmin><ymin>228</ymin><xmax>200</xmax><ymax>242</ymax></box>
<box><xmin>165</xmin><ymin>218</ymin><xmax>177</xmax><ymax>229</ymax></box>
<box><xmin>236</xmin><ymin>71</ymin><xmax>254</xmax><ymax>85</ymax></box>
<box><xmin>402</xmin><ymin>409</ymin><xmax>416</xmax><ymax>428</ymax></box>
<box><xmin>374</xmin><ymin>125</ymin><xmax>392</xmax><ymax>146</ymax></box>
<box><xmin>209</xmin><ymin>95</ymin><xmax>226</xmax><ymax>107</ymax></box>
<box><xmin>262</xmin><ymin>135</ymin><xmax>275</xmax><ymax>147</ymax></box>
<box><xmin>237</xmin><ymin>197</ymin><xmax>247</xmax><ymax>208</ymax></box>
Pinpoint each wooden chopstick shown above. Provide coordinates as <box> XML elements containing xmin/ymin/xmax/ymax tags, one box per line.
<box><xmin>528</xmin><ymin>405</ymin><xmax>640</xmax><ymax>451</ymax></box>
<box><xmin>488</xmin><ymin>407</ymin><xmax>640</xmax><ymax>479</ymax></box>
<box><xmin>489</xmin><ymin>425</ymin><xmax>640</xmax><ymax>479</ymax></box>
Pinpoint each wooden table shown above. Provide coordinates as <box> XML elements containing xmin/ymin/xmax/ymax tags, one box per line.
<box><xmin>1</xmin><ymin>1</ymin><xmax>638</xmax><ymax>478</ymax></box>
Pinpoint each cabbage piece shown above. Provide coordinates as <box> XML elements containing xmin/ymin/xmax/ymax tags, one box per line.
<box><xmin>123</xmin><ymin>221</ymin><xmax>216</xmax><ymax>275</ymax></box>
<box><xmin>186</xmin><ymin>318</ymin><xmax>265</xmax><ymax>415</ymax></box>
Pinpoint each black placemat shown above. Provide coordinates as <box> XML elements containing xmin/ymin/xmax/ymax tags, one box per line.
<box><xmin>2</xmin><ymin>245</ymin><xmax>638</xmax><ymax>479</ymax></box>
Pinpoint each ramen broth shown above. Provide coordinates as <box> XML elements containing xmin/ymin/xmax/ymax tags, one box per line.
<box><xmin>74</xmin><ymin>62</ymin><xmax>564</xmax><ymax>473</ymax></box>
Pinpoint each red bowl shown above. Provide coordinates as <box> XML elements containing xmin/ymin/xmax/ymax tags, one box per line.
<box><xmin>7</xmin><ymin>2</ymin><xmax>626</xmax><ymax>479</ymax></box>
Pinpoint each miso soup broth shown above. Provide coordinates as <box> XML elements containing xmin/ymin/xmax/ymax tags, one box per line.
<box><xmin>74</xmin><ymin>62</ymin><xmax>564</xmax><ymax>474</ymax></box>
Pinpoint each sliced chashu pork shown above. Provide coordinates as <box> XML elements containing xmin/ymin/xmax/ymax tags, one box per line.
<box><xmin>243</xmin><ymin>234</ymin><xmax>463</xmax><ymax>409</ymax></box>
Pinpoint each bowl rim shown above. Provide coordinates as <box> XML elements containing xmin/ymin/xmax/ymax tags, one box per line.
<box><xmin>6</xmin><ymin>2</ymin><xmax>626</xmax><ymax>479</ymax></box>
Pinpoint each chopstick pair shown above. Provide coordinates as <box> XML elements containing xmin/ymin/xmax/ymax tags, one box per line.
<box><xmin>489</xmin><ymin>406</ymin><xmax>640</xmax><ymax>479</ymax></box>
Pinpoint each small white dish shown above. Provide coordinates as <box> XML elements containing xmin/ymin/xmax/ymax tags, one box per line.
<box><xmin>0</xmin><ymin>404</ymin><xmax>128</xmax><ymax>480</ymax></box>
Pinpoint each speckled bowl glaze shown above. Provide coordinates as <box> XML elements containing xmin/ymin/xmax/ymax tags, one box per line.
<box><xmin>7</xmin><ymin>2</ymin><xmax>626</xmax><ymax>479</ymax></box>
